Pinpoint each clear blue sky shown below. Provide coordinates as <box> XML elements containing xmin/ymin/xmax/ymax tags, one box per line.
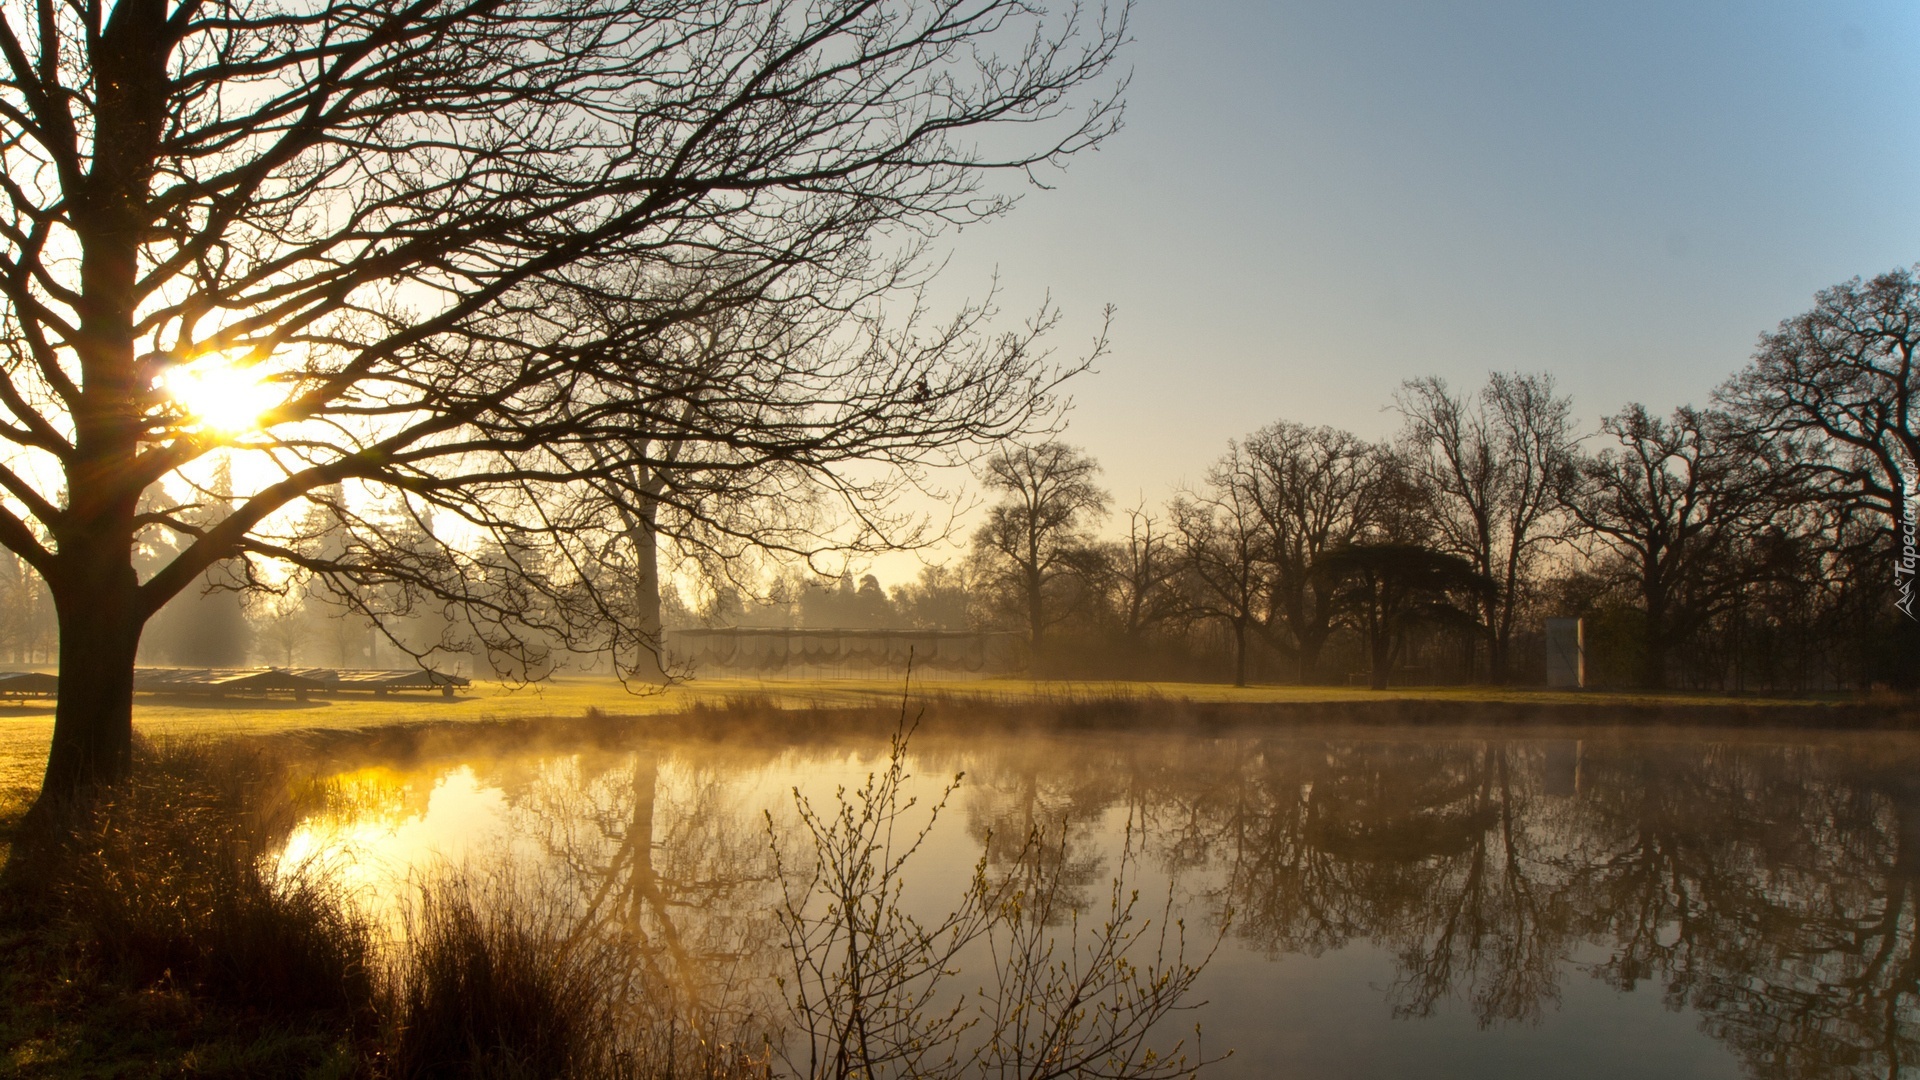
<box><xmin>921</xmin><ymin>0</ymin><xmax>1920</xmax><ymax>513</ymax></box>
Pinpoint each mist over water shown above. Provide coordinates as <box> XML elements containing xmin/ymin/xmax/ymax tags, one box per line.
<box><xmin>283</xmin><ymin>721</ymin><xmax>1920</xmax><ymax>1080</ymax></box>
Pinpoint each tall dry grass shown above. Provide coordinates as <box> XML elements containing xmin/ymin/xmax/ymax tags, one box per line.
<box><xmin>384</xmin><ymin>875</ymin><xmax>772</xmax><ymax>1080</ymax></box>
<box><xmin>21</xmin><ymin>738</ymin><xmax>379</xmax><ymax>1022</ymax></box>
<box><xmin>387</xmin><ymin>879</ymin><xmax>621</xmax><ymax>1079</ymax></box>
<box><xmin>1</xmin><ymin>714</ymin><xmax>1218</xmax><ymax>1079</ymax></box>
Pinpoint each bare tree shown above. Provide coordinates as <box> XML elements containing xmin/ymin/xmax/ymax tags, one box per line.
<box><xmin>252</xmin><ymin>594</ymin><xmax>305</xmax><ymax>669</ymax></box>
<box><xmin>1560</xmin><ymin>405</ymin><xmax>1788</xmax><ymax>690</ymax></box>
<box><xmin>0</xmin><ymin>0</ymin><xmax>1131</xmax><ymax>803</ymax></box>
<box><xmin>1395</xmin><ymin>373</ymin><xmax>1574</xmax><ymax>682</ymax></box>
<box><xmin>1098</xmin><ymin>500</ymin><xmax>1184</xmax><ymax>646</ymax></box>
<box><xmin>1171</xmin><ymin>445</ymin><xmax>1272</xmax><ymax>688</ymax></box>
<box><xmin>773</xmin><ymin>722</ymin><xmax>1215</xmax><ymax>1080</ymax></box>
<box><xmin>1239</xmin><ymin>422</ymin><xmax>1391</xmax><ymax>682</ymax></box>
<box><xmin>1719</xmin><ymin>267</ymin><xmax>1920</xmax><ymax>541</ymax></box>
<box><xmin>1315</xmin><ymin>544</ymin><xmax>1490</xmax><ymax>691</ymax></box>
<box><xmin>970</xmin><ymin>441</ymin><xmax>1110</xmax><ymax>664</ymax></box>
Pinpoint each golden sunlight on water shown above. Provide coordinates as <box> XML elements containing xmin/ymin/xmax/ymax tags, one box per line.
<box><xmin>278</xmin><ymin>726</ymin><xmax>1920</xmax><ymax>1080</ymax></box>
<box><xmin>280</xmin><ymin>765</ymin><xmax>514</xmax><ymax>926</ymax></box>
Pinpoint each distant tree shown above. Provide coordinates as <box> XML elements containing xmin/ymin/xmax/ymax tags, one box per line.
<box><xmin>0</xmin><ymin>549</ymin><xmax>53</xmax><ymax>663</ymax></box>
<box><xmin>1316</xmin><ymin>545</ymin><xmax>1491</xmax><ymax>690</ymax></box>
<box><xmin>890</xmin><ymin>565</ymin><xmax>974</xmax><ymax>631</ymax></box>
<box><xmin>252</xmin><ymin>594</ymin><xmax>306</xmax><ymax>669</ymax></box>
<box><xmin>1720</xmin><ymin>267</ymin><xmax>1920</xmax><ymax>546</ymax></box>
<box><xmin>1099</xmin><ymin>502</ymin><xmax>1186</xmax><ymax>646</ymax></box>
<box><xmin>1171</xmin><ymin>447</ymin><xmax>1273</xmax><ymax>687</ymax></box>
<box><xmin>142</xmin><ymin>460</ymin><xmax>250</xmax><ymax>668</ymax></box>
<box><xmin>799</xmin><ymin>573</ymin><xmax>854</xmax><ymax>627</ymax></box>
<box><xmin>590</xmin><ymin>440</ymin><xmax>680</xmax><ymax>683</ymax></box>
<box><xmin>567</xmin><ymin>311</ymin><xmax>833</xmax><ymax>683</ymax></box>
<box><xmin>285</xmin><ymin>486</ymin><xmax>377</xmax><ymax>669</ymax></box>
<box><xmin>800</xmin><ymin>571</ymin><xmax>897</xmax><ymax>629</ymax></box>
<box><xmin>970</xmin><ymin>442</ymin><xmax>1110</xmax><ymax>664</ymax></box>
<box><xmin>1560</xmin><ymin>405</ymin><xmax>1791</xmax><ymax>690</ymax></box>
<box><xmin>1239</xmin><ymin>422</ymin><xmax>1392</xmax><ymax>682</ymax></box>
<box><xmin>853</xmin><ymin>575</ymin><xmax>894</xmax><ymax>628</ymax></box>
<box><xmin>1395</xmin><ymin>374</ymin><xmax>1574</xmax><ymax>682</ymax></box>
<box><xmin>0</xmin><ymin>0</ymin><xmax>1130</xmax><ymax>801</ymax></box>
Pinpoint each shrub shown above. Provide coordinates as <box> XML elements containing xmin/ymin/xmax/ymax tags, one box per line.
<box><xmin>386</xmin><ymin>878</ymin><xmax>609</xmax><ymax>1080</ymax></box>
<box><xmin>38</xmin><ymin>738</ymin><xmax>377</xmax><ymax>1020</ymax></box>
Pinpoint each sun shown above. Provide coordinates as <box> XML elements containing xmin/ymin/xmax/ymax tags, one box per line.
<box><xmin>160</xmin><ymin>356</ymin><xmax>281</xmax><ymax>434</ymax></box>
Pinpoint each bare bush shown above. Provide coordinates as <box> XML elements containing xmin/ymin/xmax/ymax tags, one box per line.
<box><xmin>771</xmin><ymin>720</ymin><xmax>1219</xmax><ymax>1080</ymax></box>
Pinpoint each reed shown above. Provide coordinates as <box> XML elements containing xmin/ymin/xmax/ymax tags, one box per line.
<box><xmin>1</xmin><ymin>708</ymin><xmax>1218</xmax><ymax>1078</ymax></box>
<box><xmin>383</xmin><ymin>873</ymin><xmax>774</xmax><ymax>1080</ymax></box>
<box><xmin>31</xmin><ymin>739</ymin><xmax>378</xmax><ymax>1020</ymax></box>
<box><xmin>386</xmin><ymin>878</ymin><xmax>613</xmax><ymax>1079</ymax></box>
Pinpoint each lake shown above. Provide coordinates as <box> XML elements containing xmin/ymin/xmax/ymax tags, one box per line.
<box><xmin>282</xmin><ymin>721</ymin><xmax>1920</xmax><ymax>1079</ymax></box>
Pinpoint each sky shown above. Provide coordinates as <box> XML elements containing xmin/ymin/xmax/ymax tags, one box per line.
<box><xmin>870</xmin><ymin>0</ymin><xmax>1920</xmax><ymax>580</ymax></box>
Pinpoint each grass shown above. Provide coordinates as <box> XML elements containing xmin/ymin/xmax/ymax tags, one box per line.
<box><xmin>387</xmin><ymin>880</ymin><xmax>611</xmax><ymax>1080</ymax></box>
<box><xmin>0</xmin><ymin>740</ymin><xmax>374</xmax><ymax>1079</ymax></box>
<box><xmin>0</xmin><ymin>673</ymin><xmax>1884</xmax><ymax>809</ymax></box>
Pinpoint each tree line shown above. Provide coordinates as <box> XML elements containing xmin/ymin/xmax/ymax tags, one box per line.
<box><xmin>960</xmin><ymin>268</ymin><xmax>1920</xmax><ymax>691</ymax></box>
<box><xmin>11</xmin><ymin>265</ymin><xmax>1913</xmax><ymax>694</ymax></box>
<box><xmin>6</xmin><ymin>266</ymin><xmax>1912</xmax><ymax>695</ymax></box>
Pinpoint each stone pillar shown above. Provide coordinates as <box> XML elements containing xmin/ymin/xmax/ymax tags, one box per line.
<box><xmin>1546</xmin><ymin>617</ymin><xmax>1585</xmax><ymax>689</ymax></box>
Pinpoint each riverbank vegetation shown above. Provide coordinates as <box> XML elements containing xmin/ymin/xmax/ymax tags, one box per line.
<box><xmin>6</xmin><ymin>676</ymin><xmax>1911</xmax><ymax>819</ymax></box>
<box><xmin>1</xmin><ymin>714</ymin><xmax>1215</xmax><ymax>1079</ymax></box>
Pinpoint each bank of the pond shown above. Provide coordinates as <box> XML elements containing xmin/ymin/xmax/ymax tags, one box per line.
<box><xmin>4</xmin><ymin>718</ymin><xmax>1221</xmax><ymax>1079</ymax></box>
<box><xmin>0</xmin><ymin>676</ymin><xmax>1912</xmax><ymax>809</ymax></box>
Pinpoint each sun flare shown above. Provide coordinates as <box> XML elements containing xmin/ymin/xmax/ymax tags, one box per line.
<box><xmin>160</xmin><ymin>356</ymin><xmax>280</xmax><ymax>434</ymax></box>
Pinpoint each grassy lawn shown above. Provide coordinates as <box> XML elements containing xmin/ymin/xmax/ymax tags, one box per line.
<box><xmin>0</xmin><ymin>673</ymin><xmax>1867</xmax><ymax>811</ymax></box>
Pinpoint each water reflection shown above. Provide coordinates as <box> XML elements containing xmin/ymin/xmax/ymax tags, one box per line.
<box><xmin>516</xmin><ymin>751</ymin><xmax>782</xmax><ymax>1010</ymax></box>
<box><xmin>288</xmin><ymin>728</ymin><xmax>1920</xmax><ymax>1079</ymax></box>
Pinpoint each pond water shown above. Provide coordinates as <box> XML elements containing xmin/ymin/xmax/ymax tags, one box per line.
<box><xmin>283</xmin><ymin>723</ymin><xmax>1920</xmax><ymax>1079</ymax></box>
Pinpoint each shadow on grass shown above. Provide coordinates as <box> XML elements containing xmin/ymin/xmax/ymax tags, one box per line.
<box><xmin>136</xmin><ymin>692</ymin><xmax>480</xmax><ymax>712</ymax></box>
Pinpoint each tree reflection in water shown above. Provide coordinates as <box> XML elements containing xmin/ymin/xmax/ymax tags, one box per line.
<box><xmin>1129</xmin><ymin>732</ymin><xmax>1920</xmax><ymax>1080</ymax></box>
<box><xmin>305</xmin><ymin>728</ymin><xmax>1920</xmax><ymax>1079</ymax></box>
<box><xmin>1571</xmin><ymin>744</ymin><xmax>1920</xmax><ymax>1080</ymax></box>
<box><xmin>503</xmin><ymin>748</ymin><xmax>786</xmax><ymax>1023</ymax></box>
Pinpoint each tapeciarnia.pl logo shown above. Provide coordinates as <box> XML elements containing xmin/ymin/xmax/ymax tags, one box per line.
<box><xmin>1901</xmin><ymin>473</ymin><xmax>1919</xmax><ymax>620</ymax></box>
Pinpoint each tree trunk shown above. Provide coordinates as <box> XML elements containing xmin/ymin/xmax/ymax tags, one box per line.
<box><xmin>1643</xmin><ymin>574</ymin><xmax>1669</xmax><ymax>690</ymax></box>
<box><xmin>627</xmin><ymin>498</ymin><xmax>668</xmax><ymax>684</ymax></box>
<box><xmin>1025</xmin><ymin>565</ymin><xmax>1045</xmax><ymax>674</ymax></box>
<box><xmin>1369</xmin><ymin>622</ymin><xmax>1391</xmax><ymax>690</ymax></box>
<box><xmin>1297</xmin><ymin>631</ymin><xmax>1325</xmax><ymax>684</ymax></box>
<box><xmin>1232</xmin><ymin>621</ymin><xmax>1248</xmax><ymax>688</ymax></box>
<box><xmin>38</xmin><ymin>549</ymin><xmax>145</xmax><ymax>808</ymax></box>
<box><xmin>1485</xmin><ymin>593</ymin><xmax>1508</xmax><ymax>684</ymax></box>
<box><xmin>1642</xmin><ymin>625</ymin><xmax>1668</xmax><ymax>690</ymax></box>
